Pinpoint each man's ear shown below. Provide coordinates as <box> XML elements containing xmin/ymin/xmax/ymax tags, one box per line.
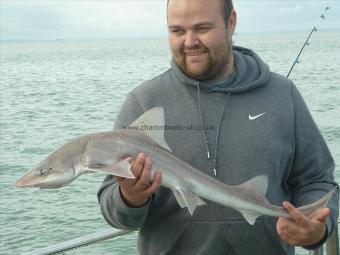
<box><xmin>228</xmin><ymin>9</ymin><xmax>237</xmax><ymax>36</ymax></box>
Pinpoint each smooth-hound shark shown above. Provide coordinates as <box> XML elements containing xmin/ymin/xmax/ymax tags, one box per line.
<box><xmin>16</xmin><ymin>107</ymin><xmax>336</xmax><ymax>225</ymax></box>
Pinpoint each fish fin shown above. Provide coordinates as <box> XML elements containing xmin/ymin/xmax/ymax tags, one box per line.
<box><xmin>239</xmin><ymin>210</ymin><xmax>261</xmax><ymax>225</ymax></box>
<box><xmin>236</xmin><ymin>175</ymin><xmax>269</xmax><ymax>224</ymax></box>
<box><xmin>87</xmin><ymin>158</ymin><xmax>135</xmax><ymax>179</ymax></box>
<box><xmin>174</xmin><ymin>187</ymin><xmax>206</xmax><ymax>215</ymax></box>
<box><xmin>172</xmin><ymin>189</ymin><xmax>186</xmax><ymax>208</ymax></box>
<box><xmin>127</xmin><ymin>107</ymin><xmax>172</xmax><ymax>152</ymax></box>
<box><xmin>84</xmin><ymin>140</ymin><xmax>135</xmax><ymax>178</ymax></box>
<box><xmin>297</xmin><ymin>186</ymin><xmax>337</xmax><ymax>216</ymax></box>
<box><xmin>238</xmin><ymin>175</ymin><xmax>268</xmax><ymax>197</ymax></box>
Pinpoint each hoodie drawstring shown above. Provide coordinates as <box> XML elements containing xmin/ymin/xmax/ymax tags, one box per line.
<box><xmin>196</xmin><ymin>81</ymin><xmax>231</xmax><ymax>176</ymax></box>
<box><xmin>196</xmin><ymin>82</ymin><xmax>211</xmax><ymax>160</ymax></box>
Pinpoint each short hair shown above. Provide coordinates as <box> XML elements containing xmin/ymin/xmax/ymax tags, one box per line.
<box><xmin>167</xmin><ymin>0</ymin><xmax>234</xmax><ymax>26</ymax></box>
<box><xmin>222</xmin><ymin>0</ymin><xmax>234</xmax><ymax>24</ymax></box>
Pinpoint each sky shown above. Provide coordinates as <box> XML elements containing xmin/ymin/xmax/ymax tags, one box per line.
<box><xmin>0</xmin><ymin>0</ymin><xmax>339</xmax><ymax>40</ymax></box>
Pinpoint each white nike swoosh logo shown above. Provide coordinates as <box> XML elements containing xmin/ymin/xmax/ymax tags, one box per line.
<box><xmin>249</xmin><ymin>112</ymin><xmax>266</xmax><ymax>120</ymax></box>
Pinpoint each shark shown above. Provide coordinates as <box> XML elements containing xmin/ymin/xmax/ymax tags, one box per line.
<box><xmin>16</xmin><ymin>107</ymin><xmax>336</xmax><ymax>225</ymax></box>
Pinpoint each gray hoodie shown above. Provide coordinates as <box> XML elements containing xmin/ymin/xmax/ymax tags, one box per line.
<box><xmin>98</xmin><ymin>46</ymin><xmax>339</xmax><ymax>255</ymax></box>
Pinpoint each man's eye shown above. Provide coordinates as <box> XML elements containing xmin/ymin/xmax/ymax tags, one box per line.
<box><xmin>197</xmin><ymin>27</ymin><xmax>209</xmax><ymax>32</ymax></box>
<box><xmin>171</xmin><ymin>29</ymin><xmax>184</xmax><ymax>35</ymax></box>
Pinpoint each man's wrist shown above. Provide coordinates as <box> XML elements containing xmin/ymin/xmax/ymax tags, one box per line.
<box><xmin>119</xmin><ymin>186</ymin><xmax>148</xmax><ymax>208</ymax></box>
<box><xmin>304</xmin><ymin>224</ymin><xmax>328</xmax><ymax>250</ymax></box>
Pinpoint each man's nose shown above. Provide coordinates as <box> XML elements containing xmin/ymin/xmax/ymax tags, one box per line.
<box><xmin>184</xmin><ymin>31</ymin><xmax>199</xmax><ymax>48</ymax></box>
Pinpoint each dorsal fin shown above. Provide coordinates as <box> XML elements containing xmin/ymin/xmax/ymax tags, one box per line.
<box><xmin>128</xmin><ymin>107</ymin><xmax>172</xmax><ymax>152</ymax></box>
<box><xmin>237</xmin><ymin>175</ymin><xmax>268</xmax><ymax>196</ymax></box>
<box><xmin>236</xmin><ymin>175</ymin><xmax>269</xmax><ymax>224</ymax></box>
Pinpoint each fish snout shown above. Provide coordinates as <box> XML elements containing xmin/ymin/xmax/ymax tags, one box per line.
<box><xmin>15</xmin><ymin>176</ymin><xmax>31</xmax><ymax>188</ymax></box>
<box><xmin>15</xmin><ymin>170</ymin><xmax>39</xmax><ymax>188</ymax></box>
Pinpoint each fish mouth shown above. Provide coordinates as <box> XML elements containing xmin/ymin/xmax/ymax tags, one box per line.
<box><xmin>15</xmin><ymin>170</ymin><xmax>45</xmax><ymax>188</ymax></box>
<box><xmin>15</xmin><ymin>178</ymin><xmax>64</xmax><ymax>189</ymax></box>
<box><xmin>15</xmin><ymin>176</ymin><xmax>37</xmax><ymax>188</ymax></box>
<box><xmin>16</xmin><ymin>170</ymin><xmax>73</xmax><ymax>189</ymax></box>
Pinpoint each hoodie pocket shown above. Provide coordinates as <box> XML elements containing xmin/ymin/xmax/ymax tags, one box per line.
<box><xmin>146</xmin><ymin>219</ymin><xmax>290</xmax><ymax>255</ymax></box>
<box><xmin>162</xmin><ymin>221</ymin><xmax>236</xmax><ymax>255</ymax></box>
<box><xmin>138</xmin><ymin>220</ymin><xmax>188</xmax><ymax>255</ymax></box>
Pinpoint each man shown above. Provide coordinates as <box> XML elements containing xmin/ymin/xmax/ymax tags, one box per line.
<box><xmin>98</xmin><ymin>0</ymin><xmax>339</xmax><ymax>254</ymax></box>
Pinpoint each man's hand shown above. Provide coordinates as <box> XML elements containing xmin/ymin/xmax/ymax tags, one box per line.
<box><xmin>117</xmin><ymin>153</ymin><xmax>162</xmax><ymax>208</ymax></box>
<box><xmin>276</xmin><ymin>201</ymin><xmax>330</xmax><ymax>247</ymax></box>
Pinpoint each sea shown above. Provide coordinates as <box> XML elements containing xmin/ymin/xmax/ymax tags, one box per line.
<box><xmin>0</xmin><ymin>31</ymin><xmax>339</xmax><ymax>255</ymax></box>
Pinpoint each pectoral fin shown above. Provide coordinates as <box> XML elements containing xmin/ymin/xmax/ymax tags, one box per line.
<box><xmin>87</xmin><ymin>158</ymin><xmax>135</xmax><ymax>179</ymax></box>
<box><xmin>172</xmin><ymin>187</ymin><xmax>206</xmax><ymax>215</ymax></box>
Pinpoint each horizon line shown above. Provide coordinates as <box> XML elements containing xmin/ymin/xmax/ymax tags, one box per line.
<box><xmin>1</xmin><ymin>29</ymin><xmax>339</xmax><ymax>42</ymax></box>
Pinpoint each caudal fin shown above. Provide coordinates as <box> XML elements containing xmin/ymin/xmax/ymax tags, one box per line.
<box><xmin>297</xmin><ymin>186</ymin><xmax>337</xmax><ymax>216</ymax></box>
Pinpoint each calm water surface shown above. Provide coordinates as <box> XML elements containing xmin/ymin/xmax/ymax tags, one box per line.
<box><xmin>0</xmin><ymin>32</ymin><xmax>339</xmax><ymax>254</ymax></box>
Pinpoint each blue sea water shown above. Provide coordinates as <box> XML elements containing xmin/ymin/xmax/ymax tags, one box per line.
<box><xmin>0</xmin><ymin>31</ymin><xmax>339</xmax><ymax>255</ymax></box>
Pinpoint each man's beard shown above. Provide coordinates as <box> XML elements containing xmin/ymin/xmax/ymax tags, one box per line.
<box><xmin>176</xmin><ymin>43</ymin><xmax>232</xmax><ymax>81</ymax></box>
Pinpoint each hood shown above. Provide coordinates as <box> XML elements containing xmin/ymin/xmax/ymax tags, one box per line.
<box><xmin>171</xmin><ymin>45</ymin><xmax>271</xmax><ymax>93</ymax></box>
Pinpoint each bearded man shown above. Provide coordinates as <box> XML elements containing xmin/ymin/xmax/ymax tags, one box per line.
<box><xmin>98</xmin><ymin>1</ymin><xmax>339</xmax><ymax>254</ymax></box>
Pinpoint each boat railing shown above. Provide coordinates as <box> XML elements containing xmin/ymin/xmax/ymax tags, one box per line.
<box><xmin>19</xmin><ymin>221</ymin><xmax>339</xmax><ymax>255</ymax></box>
<box><xmin>19</xmin><ymin>229</ymin><xmax>133</xmax><ymax>255</ymax></box>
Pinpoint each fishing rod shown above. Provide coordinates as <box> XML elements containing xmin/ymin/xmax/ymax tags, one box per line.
<box><xmin>287</xmin><ymin>6</ymin><xmax>330</xmax><ymax>78</ymax></box>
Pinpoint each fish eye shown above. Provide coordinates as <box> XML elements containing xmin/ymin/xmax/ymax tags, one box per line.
<box><xmin>39</xmin><ymin>168</ymin><xmax>45</xmax><ymax>176</ymax></box>
<box><xmin>38</xmin><ymin>167</ymin><xmax>53</xmax><ymax>176</ymax></box>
